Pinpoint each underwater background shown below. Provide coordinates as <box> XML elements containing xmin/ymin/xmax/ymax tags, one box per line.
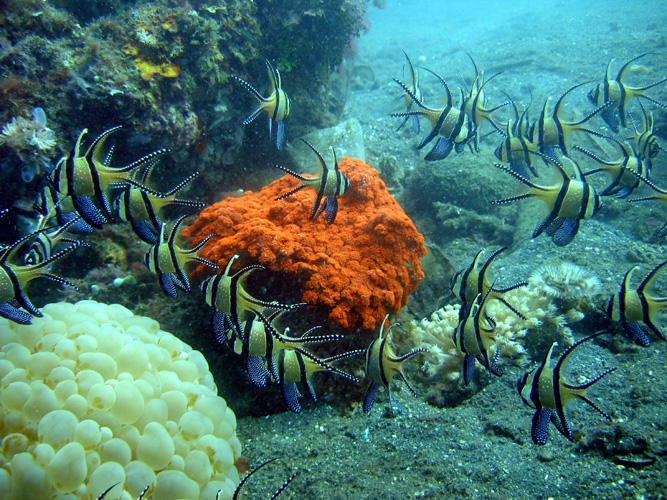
<box><xmin>1</xmin><ymin>0</ymin><xmax>667</xmax><ymax>498</ymax></box>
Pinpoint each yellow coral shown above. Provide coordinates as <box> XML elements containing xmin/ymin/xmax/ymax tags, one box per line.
<box><xmin>134</xmin><ymin>58</ymin><xmax>181</xmax><ymax>81</ymax></box>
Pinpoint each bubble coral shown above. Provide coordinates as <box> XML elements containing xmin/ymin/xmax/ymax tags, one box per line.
<box><xmin>0</xmin><ymin>300</ymin><xmax>241</xmax><ymax>500</ymax></box>
<box><xmin>183</xmin><ymin>157</ymin><xmax>427</xmax><ymax>331</ymax></box>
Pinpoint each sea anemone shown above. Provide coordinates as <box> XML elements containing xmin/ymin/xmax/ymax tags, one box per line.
<box><xmin>529</xmin><ymin>262</ymin><xmax>601</xmax><ymax>300</ymax></box>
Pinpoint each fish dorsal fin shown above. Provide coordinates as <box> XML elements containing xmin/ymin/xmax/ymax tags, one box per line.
<box><xmin>402</xmin><ymin>50</ymin><xmax>417</xmax><ymax>89</ymax></box>
<box><xmin>72</xmin><ymin>128</ymin><xmax>88</xmax><ymax>158</ymax></box>
<box><xmin>157</xmin><ymin>221</ymin><xmax>168</xmax><ymax>246</ymax></box>
<box><xmin>561</xmin><ymin>156</ymin><xmax>585</xmax><ymax>182</ymax></box>
<box><xmin>379</xmin><ymin>314</ymin><xmax>401</xmax><ymax>340</ymax></box>
<box><xmin>86</xmin><ymin>125</ymin><xmax>123</xmax><ymax>165</ymax></box>
<box><xmin>331</xmin><ymin>148</ymin><xmax>339</xmax><ymax>171</ymax></box>
<box><xmin>616</xmin><ymin>53</ymin><xmax>649</xmax><ymax>83</ymax></box>
<box><xmin>469</xmin><ymin>293</ymin><xmax>482</xmax><ymax>318</ymax></box>
<box><xmin>621</xmin><ymin>266</ymin><xmax>638</xmax><ymax>295</ymax></box>
<box><xmin>265</xmin><ymin>59</ymin><xmax>280</xmax><ymax>94</ymax></box>
<box><xmin>475</xmin><ymin>71</ymin><xmax>503</xmax><ymax>101</ymax></box>
<box><xmin>518</xmin><ymin>105</ymin><xmax>530</xmax><ymax>136</ymax></box>
<box><xmin>604</xmin><ymin>58</ymin><xmax>615</xmax><ymax>82</ymax></box>
<box><xmin>168</xmin><ymin>214</ymin><xmax>188</xmax><ymax>247</ymax></box>
<box><xmin>552</xmin><ymin>82</ymin><xmax>590</xmax><ymax>120</ymax></box>
<box><xmin>300</xmin><ymin>139</ymin><xmax>328</xmax><ymax>175</ymax></box>
<box><xmin>637</xmin><ymin>259</ymin><xmax>667</xmax><ymax>295</ymax></box>
<box><xmin>554</xmin><ymin>331</ymin><xmax>608</xmax><ymax>378</ymax></box>
<box><xmin>479</xmin><ymin>246</ymin><xmax>507</xmax><ymax>290</ymax></box>
<box><xmin>466</xmin><ymin>52</ymin><xmax>479</xmax><ymax>79</ymax></box>
<box><xmin>421</xmin><ymin>67</ymin><xmax>452</xmax><ymax>109</ymax></box>
<box><xmin>636</xmin><ymin>99</ymin><xmax>650</xmax><ymax>132</ymax></box>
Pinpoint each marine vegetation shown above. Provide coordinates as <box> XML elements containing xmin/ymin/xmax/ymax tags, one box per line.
<box><xmin>0</xmin><ymin>107</ymin><xmax>56</xmax><ymax>182</ymax></box>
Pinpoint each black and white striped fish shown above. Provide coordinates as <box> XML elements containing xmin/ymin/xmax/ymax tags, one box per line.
<box><xmin>114</xmin><ymin>162</ymin><xmax>205</xmax><ymax>244</ymax></box>
<box><xmin>274</xmin><ymin>139</ymin><xmax>350</xmax><ymax>224</ymax></box>
<box><xmin>492</xmin><ymin>154</ymin><xmax>603</xmax><ymax>246</ymax></box>
<box><xmin>605</xmin><ymin>260</ymin><xmax>667</xmax><ymax>347</ymax></box>
<box><xmin>452</xmin><ymin>287</ymin><xmax>502</xmax><ymax>386</ymax></box>
<box><xmin>494</xmin><ymin>101</ymin><xmax>539</xmax><ymax>178</ymax></box>
<box><xmin>517</xmin><ymin>331</ymin><xmax>615</xmax><ymax>445</ymax></box>
<box><xmin>450</xmin><ymin>246</ymin><xmax>527</xmax><ymax>322</ymax></box>
<box><xmin>144</xmin><ymin>214</ymin><xmax>217</xmax><ymax>297</ymax></box>
<box><xmin>588</xmin><ymin>53</ymin><xmax>667</xmax><ymax>133</ymax></box>
<box><xmin>363</xmin><ymin>315</ymin><xmax>426</xmax><ymax>414</ymax></box>
<box><xmin>576</xmin><ymin>136</ymin><xmax>651</xmax><ymax>198</ymax></box>
<box><xmin>50</xmin><ymin>126</ymin><xmax>168</xmax><ymax>227</ymax></box>
<box><xmin>201</xmin><ymin>254</ymin><xmax>304</xmax><ymax>346</ymax></box>
<box><xmin>0</xmin><ymin>227</ymin><xmax>85</xmax><ymax>323</ymax></box>
<box><xmin>233</xmin><ymin>309</ymin><xmax>342</xmax><ymax>388</ymax></box>
<box><xmin>391</xmin><ymin>68</ymin><xmax>474</xmax><ymax>161</ymax></box>
<box><xmin>22</xmin><ymin>215</ymin><xmax>82</xmax><ymax>267</ymax></box>
<box><xmin>33</xmin><ymin>183</ymin><xmax>94</xmax><ymax>234</ymax></box>
<box><xmin>529</xmin><ymin>82</ymin><xmax>610</xmax><ymax>160</ymax></box>
<box><xmin>275</xmin><ymin>346</ymin><xmax>361</xmax><ymax>413</ymax></box>
<box><xmin>233</xmin><ymin>59</ymin><xmax>291</xmax><ymax>149</ymax></box>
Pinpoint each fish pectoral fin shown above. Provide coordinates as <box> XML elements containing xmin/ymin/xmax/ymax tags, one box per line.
<box><xmin>424</xmin><ymin>137</ymin><xmax>453</xmax><ymax>161</ymax></box>
<box><xmin>550</xmin><ymin>411</ymin><xmax>573</xmax><ymax>442</ymax></box>
<box><xmin>131</xmin><ymin>220</ymin><xmax>159</xmax><ymax>244</ymax></box>
<box><xmin>600</xmin><ymin>107</ymin><xmax>620</xmax><ymax>133</ymax></box>
<box><xmin>533</xmin><ymin>212</ymin><xmax>557</xmax><ymax>238</ymax></box>
<box><xmin>275</xmin><ymin>120</ymin><xmax>286</xmax><ymax>150</ymax></box>
<box><xmin>531</xmin><ymin>408</ymin><xmax>552</xmax><ymax>445</ymax></box>
<box><xmin>212</xmin><ymin>311</ymin><xmax>231</xmax><ymax>346</ymax></box>
<box><xmin>72</xmin><ymin>195</ymin><xmax>107</xmax><ymax>228</ymax></box>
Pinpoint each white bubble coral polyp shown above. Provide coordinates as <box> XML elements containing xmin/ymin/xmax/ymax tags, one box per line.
<box><xmin>0</xmin><ymin>300</ymin><xmax>242</xmax><ymax>500</ymax></box>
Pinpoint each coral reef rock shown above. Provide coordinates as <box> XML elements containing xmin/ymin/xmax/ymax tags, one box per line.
<box><xmin>184</xmin><ymin>157</ymin><xmax>427</xmax><ymax>331</ymax></box>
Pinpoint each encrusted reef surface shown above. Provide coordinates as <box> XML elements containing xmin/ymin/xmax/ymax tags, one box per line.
<box><xmin>0</xmin><ymin>0</ymin><xmax>369</xmax><ymax>208</ymax></box>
